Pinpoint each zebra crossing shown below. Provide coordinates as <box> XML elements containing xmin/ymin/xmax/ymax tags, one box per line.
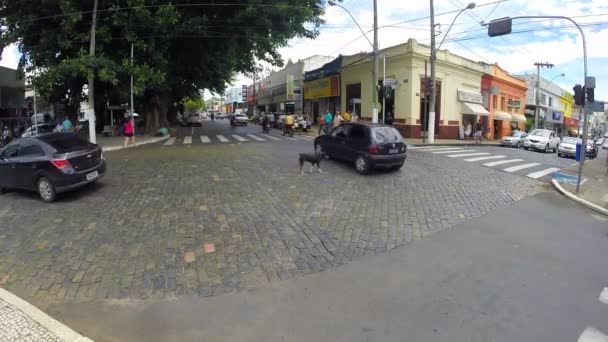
<box><xmin>162</xmin><ymin>133</ymin><xmax>314</xmax><ymax>146</ymax></box>
<box><xmin>410</xmin><ymin>145</ymin><xmax>562</xmax><ymax>180</ymax></box>
<box><xmin>576</xmin><ymin>287</ymin><xmax>608</xmax><ymax>342</ymax></box>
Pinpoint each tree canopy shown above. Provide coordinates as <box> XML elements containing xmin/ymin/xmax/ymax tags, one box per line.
<box><xmin>0</xmin><ymin>0</ymin><xmax>327</xmax><ymax>130</ymax></box>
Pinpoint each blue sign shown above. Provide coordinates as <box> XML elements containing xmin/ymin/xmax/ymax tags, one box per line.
<box><xmin>552</xmin><ymin>111</ymin><xmax>563</xmax><ymax>121</ymax></box>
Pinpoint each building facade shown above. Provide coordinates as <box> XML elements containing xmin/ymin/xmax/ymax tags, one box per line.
<box><xmin>516</xmin><ymin>74</ymin><xmax>567</xmax><ymax>135</ymax></box>
<box><xmin>255</xmin><ymin>55</ymin><xmax>334</xmax><ymax>115</ymax></box>
<box><xmin>303</xmin><ymin>56</ymin><xmax>343</xmax><ymax>123</ymax></box>
<box><xmin>480</xmin><ymin>64</ymin><xmax>527</xmax><ymax>140</ymax></box>
<box><xmin>339</xmin><ymin>39</ymin><xmax>487</xmax><ymax>139</ymax></box>
<box><xmin>224</xmin><ymin>86</ymin><xmax>247</xmax><ymax>113</ymax></box>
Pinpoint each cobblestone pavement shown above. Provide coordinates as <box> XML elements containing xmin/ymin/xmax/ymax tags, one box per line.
<box><xmin>0</xmin><ymin>298</ymin><xmax>63</xmax><ymax>341</ymax></box>
<box><xmin>0</xmin><ymin>138</ymin><xmax>546</xmax><ymax>308</ymax></box>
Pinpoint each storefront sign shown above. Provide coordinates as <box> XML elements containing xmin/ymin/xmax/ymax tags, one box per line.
<box><xmin>286</xmin><ymin>75</ymin><xmax>295</xmax><ymax>101</ymax></box>
<box><xmin>552</xmin><ymin>110</ymin><xmax>563</xmax><ymax>121</ymax></box>
<box><xmin>457</xmin><ymin>90</ymin><xmax>483</xmax><ymax>104</ymax></box>
<box><xmin>508</xmin><ymin>100</ymin><xmax>521</xmax><ymax>109</ymax></box>
<box><xmin>304</xmin><ymin>75</ymin><xmax>340</xmax><ymax>100</ymax></box>
<box><xmin>242</xmin><ymin>85</ymin><xmax>248</xmax><ymax>102</ymax></box>
<box><xmin>564</xmin><ymin>117</ymin><xmax>579</xmax><ymax>126</ymax></box>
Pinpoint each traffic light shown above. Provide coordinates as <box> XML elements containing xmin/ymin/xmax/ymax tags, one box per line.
<box><xmin>573</xmin><ymin>84</ymin><xmax>585</xmax><ymax>106</ymax></box>
<box><xmin>488</xmin><ymin>17</ymin><xmax>512</xmax><ymax>37</ymax></box>
<box><xmin>384</xmin><ymin>85</ymin><xmax>394</xmax><ymax>100</ymax></box>
<box><xmin>586</xmin><ymin>86</ymin><xmax>594</xmax><ymax>103</ymax></box>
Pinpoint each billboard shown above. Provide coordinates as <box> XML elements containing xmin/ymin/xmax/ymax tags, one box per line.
<box><xmin>303</xmin><ymin>75</ymin><xmax>340</xmax><ymax>100</ymax></box>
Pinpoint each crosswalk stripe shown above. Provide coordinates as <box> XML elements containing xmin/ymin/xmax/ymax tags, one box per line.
<box><xmin>163</xmin><ymin>137</ymin><xmax>176</xmax><ymax>146</ymax></box>
<box><xmin>432</xmin><ymin>149</ymin><xmax>472</xmax><ymax>154</ymax></box>
<box><xmin>217</xmin><ymin>135</ymin><xmax>229</xmax><ymax>142</ymax></box>
<box><xmin>200</xmin><ymin>136</ymin><xmax>210</xmax><ymax>143</ymax></box>
<box><xmin>578</xmin><ymin>327</ymin><xmax>608</xmax><ymax>342</ymax></box>
<box><xmin>265</xmin><ymin>135</ymin><xmax>282</xmax><ymax>141</ymax></box>
<box><xmin>183</xmin><ymin>136</ymin><xmax>192</xmax><ymax>144</ymax></box>
<box><xmin>464</xmin><ymin>155</ymin><xmax>506</xmax><ymax>162</ymax></box>
<box><xmin>408</xmin><ymin>146</ymin><xmax>443</xmax><ymax>150</ymax></box>
<box><xmin>503</xmin><ymin>162</ymin><xmax>541</xmax><ymax>173</ymax></box>
<box><xmin>232</xmin><ymin>134</ymin><xmax>248</xmax><ymax>142</ymax></box>
<box><xmin>247</xmin><ymin>134</ymin><xmax>265</xmax><ymax>141</ymax></box>
<box><xmin>483</xmin><ymin>159</ymin><xmax>524</xmax><ymax>167</ymax></box>
<box><xmin>421</xmin><ymin>147</ymin><xmax>463</xmax><ymax>152</ymax></box>
<box><xmin>526</xmin><ymin>167</ymin><xmax>560</xmax><ymax>179</ymax></box>
<box><xmin>297</xmin><ymin>135</ymin><xmax>314</xmax><ymax>140</ymax></box>
<box><xmin>284</xmin><ymin>136</ymin><xmax>298</xmax><ymax>141</ymax></box>
<box><xmin>448</xmin><ymin>152</ymin><xmax>490</xmax><ymax>158</ymax></box>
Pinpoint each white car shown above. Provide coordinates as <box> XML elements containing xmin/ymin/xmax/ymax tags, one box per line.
<box><xmin>523</xmin><ymin>129</ymin><xmax>561</xmax><ymax>153</ymax></box>
<box><xmin>558</xmin><ymin>137</ymin><xmax>597</xmax><ymax>159</ymax></box>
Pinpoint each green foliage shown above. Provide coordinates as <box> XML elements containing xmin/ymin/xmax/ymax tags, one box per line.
<box><xmin>183</xmin><ymin>96</ymin><xmax>205</xmax><ymax>112</ymax></box>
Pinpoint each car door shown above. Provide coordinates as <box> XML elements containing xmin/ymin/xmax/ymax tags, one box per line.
<box><xmin>345</xmin><ymin>124</ymin><xmax>369</xmax><ymax>162</ymax></box>
<box><xmin>327</xmin><ymin>124</ymin><xmax>352</xmax><ymax>159</ymax></box>
<box><xmin>13</xmin><ymin>141</ymin><xmax>47</xmax><ymax>190</ymax></box>
<box><xmin>0</xmin><ymin>143</ymin><xmax>20</xmax><ymax>189</ymax></box>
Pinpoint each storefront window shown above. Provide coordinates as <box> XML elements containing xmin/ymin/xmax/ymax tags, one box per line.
<box><xmin>500</xmin><ymin>97</ymin><xmax>506</xmax><ymax>110</ymax></box>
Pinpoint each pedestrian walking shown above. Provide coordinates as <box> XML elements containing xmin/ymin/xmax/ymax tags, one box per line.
<box><xmin>123</xmin><ymin>116</ymin><xmax>136</xmax><ymax>147</ymax></box>
<box><xmin>318</xmin><ymin>115</ymin><xmax>325</xmax><ymax>135</ymax></box>
<box><xmin>474</xmin><ymin>120</ymin><xmax>483</xmax><ymax>144</ymax></box>
<box><xmin>324</xmin><ymin>111</ymin><xmax>333</xmax><ymax>134</ymax></box>
<box><xmin>62</xmin><ymin>116</ymin><xmax>73</xmax><ymax>133</ymax></box>
<box><xmin>333</xmin><ymin>111</ymin><xmax>344</xmax><ymax>127</ymax></box>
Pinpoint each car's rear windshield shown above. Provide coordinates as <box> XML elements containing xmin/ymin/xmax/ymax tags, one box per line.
<box><xmin>562</xmin><ymin>137</ymin><xmax>581</xmax><ymax>144</ymax></box>
<box><xmin>371</xmin><ymin>127</ymin><xmax>402</xmax><ymax>144</ymax></box>
<box><xmin>39</xmin><ymin>134</ymin><xmax>91</xmax><ymax>153</ymax></box>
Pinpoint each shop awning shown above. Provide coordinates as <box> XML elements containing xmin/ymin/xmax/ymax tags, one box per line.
<box><xmin>511</xmin><ymin>114</ymin><xmax>527</xmax><ymax>123</ymax></box>
<box><xmin>461</xmin><ymin>102</ymin><xmax>489</xmax><ymax>116</ymax></box>
<box><xmin>493</xmin><ymin>111</ymin><xmax>512</xmax><ymax>121</ymax></box>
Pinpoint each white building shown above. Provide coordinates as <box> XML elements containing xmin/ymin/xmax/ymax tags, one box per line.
<box><xmin>515</xmin><ymin>74</ymin><xmax>568</xmax><ymax>134</ymax></box>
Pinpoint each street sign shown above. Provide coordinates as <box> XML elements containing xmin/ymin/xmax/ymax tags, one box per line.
<box><xmin>384</xmin><ymin>78</ymin><xmax>398</xmax><ymax>86</ymax></box>
<box><xmin>85</xmin><ymin>108</ymin><xmax>95</xmax><ymax>120</ymax></box>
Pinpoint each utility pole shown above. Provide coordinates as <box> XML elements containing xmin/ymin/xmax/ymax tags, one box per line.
<box><xmin>87</xmin><ymin>0</ymin><xmax>99</xmax><ymax>143</ymax></box>
<box><xmin>428</xmin><ymin>0</ymin><xmax>437</xmax><ymax>143</ymax></box>
<box><xmin>533</xmin><ymin>62</ymin><xmax>554</xmax><ymax>130</ymax></box>
<box><xmin>372</xmin><ymin>0</ymin><xmax>379</xmax><ymax>124</ymax></box>
<box><xmin>382</xmin><ymin>54</ymin><xmax>386</xmax><ymax>125</ymax></box>
<box><xmin>130</xmin><ymin>43</ymin><xmax>134</xmax><ymax>137</ymax></box>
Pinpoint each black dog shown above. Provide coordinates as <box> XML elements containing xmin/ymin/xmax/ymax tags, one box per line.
<box><xmin>299</xmin><ymin>152</ymin><xmax>325</xmax><ymax>174</ymax></box>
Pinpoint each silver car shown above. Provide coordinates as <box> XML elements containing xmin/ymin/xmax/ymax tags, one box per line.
<box><xmin>500</xmin><ymin>131</ymin><xmax>527</xmax><ymax>148</ymax></box>
<box><xmin>558</xmin><ymin>137</ymin><xmax>597</xmax><ymax>159</ymax></box>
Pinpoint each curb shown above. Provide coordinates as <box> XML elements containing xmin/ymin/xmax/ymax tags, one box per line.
<box><xmin>406</xmin><ymin>143</ymin><xmax>501</xmax><ymax>147</ymax></box>
<box><xmin>0</xmin><ymin>287</ymin><xmax>94</xmax><ymax>342</ymax></box>
<box><xmin>551</xmin><ymin>179</ymin><xmax>608</xmax><ymax>216</ymax></box>
<box><xmin>102</xmin><ymin>135</ymin><xmax>170</xmax><ymax>152</ymax></box>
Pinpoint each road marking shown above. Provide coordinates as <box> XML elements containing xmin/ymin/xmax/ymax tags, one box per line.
<box><xmin>526</xmin><ymin>167</ymin><xmax>560</xmax><ymax>179</ymax></box>
<box><xmin>200</xmin><ymin>136</ymin><xmax>210</xmax><ymax>143</ymax></box>
<box><xmin>483</xmin><ymin>159</ymin><xmax>524</xmax><ymax>167</ymax></box>
<box><xmin>599</xmin><ymin>287</ymin><xmax>608</xmax><ymax>305</ymax></box>
<box><xmin>232</xmin><ymin>134</ymin><xmax>248</xmax><ymax>142</ymax></box>
<box><xmin>578</xmin><ymin>327</ymin><xmax>608</xmax><ymax>342</ymax></box>
<box><xmin>420</xmin><ymin>147</ymin><xmax>463</xmax><ymax>152</ymax></box>
<box><xmin>217</xmin><ymin>135</ymin><xmax>229</xmax><ymax>143</ymax></box>
<box><xmin>503</xmin><ymin>162</ymin><xmax>541</xmax><ymax>173</ymax></box>
<box><xmin>297</xmin><ymin>135</ymin><xmax>314</xmax><ymax>140</ymax></box>
<box><xmin>163</xmin><ymin>137</ymin><xmax>176</xmax><ymax>146</ymax></box>
<box><xmin>265</xmin><ymin>135</ymin><xmax>282</xmax><ymax>141</ymax></box>
<box><xmin>448</xmin><ymin>152</ymin><xmax>490</xmax><ymax>158</ymax></box>
<box><xmin>432</xmin><ymin>149</ymin><xmax>472</xmax><ymax>154</ymax></box>
<box><xmin>284</xmin><ymin>136</ymin><xmax>298</xmax><ymax>141</ymax></box>
<box><xmin>464</xmin><ymin>155</ymin><xmax>506</xmax><ymax>162</ymax></box>
<box><xmin>183</xmin><ymin>136</ymin><xmax>192</xmax><ymax>144</ymax></box>
<box><xmin>247</xmin><ymin>134</ymin><xmax>266</xmax><ymax>141</ymax></box>
<box><xmin>408</xmin><ymin>146</ymin><xmax>444</xmax><ymax>150</ymax></box>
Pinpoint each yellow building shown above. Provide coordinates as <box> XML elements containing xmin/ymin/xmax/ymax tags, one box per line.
<box><xmin>340</xmin><ymin>38</ymin><xmax>488</xmax><ymax>139</ymax></box>
<box><xmin>560</xmin><ymin>92</ymin><xmax>577</xmax><ymax>135</ymax></box>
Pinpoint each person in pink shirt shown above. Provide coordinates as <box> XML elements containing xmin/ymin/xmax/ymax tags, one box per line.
<box><xmin>123</xmin><ymin>115</ymin><xmax>136</xmax><ymax>147</ymax></box>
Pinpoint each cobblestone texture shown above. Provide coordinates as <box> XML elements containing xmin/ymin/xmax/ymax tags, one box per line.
<box><xmin>0</xmin><ymin>298</ymin><xmax>63</xmax><ymax>341</ymax></box>
<box><xmin>0</xmin><ymin>141</ymin><xmax>545</xmax><ymax>306</ymax></box>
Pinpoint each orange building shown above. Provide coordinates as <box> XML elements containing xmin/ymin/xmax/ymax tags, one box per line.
<box><xmin>481</xmin><ymin>64</ymin><xmax>528</xmax><ymax>140</ymax></box>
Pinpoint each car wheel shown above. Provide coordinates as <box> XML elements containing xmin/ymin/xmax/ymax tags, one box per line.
<box><xmin>554</xmin><ymin>144</ymin><xmax>559</xmax><ymax>153</ymax></box>
<box><xmin>355</xmin><ymin>155</ymin><xmax>371</xmax><ymax>175</ymax></box>
<box><xmin>37</xmin><ymin>177</ymin><xmax>56</xmax><ymax>203</ymax></box>
<box><xmin>314</xmin><ymin>142</ymin><xmax>329</xmax><ymax>158</ymax></box>
<box><xmin>0</xmin><ymin>187</ymin><xmax>7</xmax><ymax>194</ymax></box>
<box><xmin>523</xmin><ymin>146</ymin><xmax>528</xmax><ymax>150</ymax></box>
<box><xmin>544</xmin><ymin>144</ymin><xmax>549</xmax><ymax>153</ymax></box>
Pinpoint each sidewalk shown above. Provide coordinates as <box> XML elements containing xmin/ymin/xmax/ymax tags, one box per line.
<box><xmin>95</xmin><ymin>134</ymin><xmax>170</xmax><ymax>152</ymax></box>
<box><xmin>553</xmin><ymin>149</ymin><xmax>608</xmax><ymax>214</ymax></box>
<box><xmin>404</xmin><ymin>138</ymin><xmax>500</xmax><ymax>146</ymax></box>
<box><xmin>0</xmin><ymin>288</ymin><xmax>92</xmax><ymax>341</ymax></box>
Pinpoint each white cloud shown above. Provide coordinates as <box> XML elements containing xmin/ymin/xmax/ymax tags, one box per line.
<box><xmin>0</xmin><ymin>44</ymin><xmax>20</xmax><ymax>69</ymax></box>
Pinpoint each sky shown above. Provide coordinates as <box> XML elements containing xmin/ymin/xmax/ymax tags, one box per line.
<box><xmin>2</xmin><ymin>0</ymin><xmax>607</xmax><ymax>100</ymax></box>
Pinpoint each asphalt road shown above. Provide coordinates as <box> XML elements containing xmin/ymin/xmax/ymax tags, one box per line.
<box><xmin>48</xmin><ymin>191</ymin><xmax>608</xmax><ymax>342</ymax></box>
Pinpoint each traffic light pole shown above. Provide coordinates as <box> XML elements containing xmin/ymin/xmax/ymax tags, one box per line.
<box><xmin>486</xmin><ymin>15</ymin><xmax>589</xmax><ymax>193</ymax></box>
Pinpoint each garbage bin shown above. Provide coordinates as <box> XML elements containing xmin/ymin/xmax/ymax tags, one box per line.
<box><xmin>575</xmin><ymin>142</ymin><xmax>582</xmax><ymax>161</ymax></box>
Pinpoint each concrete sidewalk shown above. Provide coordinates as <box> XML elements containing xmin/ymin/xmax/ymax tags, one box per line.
<box><xmin>95</xmin><ymin>134</ymin><xmax>170</xmax><ymax>152</ymax></box>
<box><xmin>555</xmin><ymin>149</ymin><xmax>608</xmax><ymax>212</ymax></box>
<box><xmin>0</xmin><ymin>288</ymin><xmax>92</xmax><ymax>341</ymax></box>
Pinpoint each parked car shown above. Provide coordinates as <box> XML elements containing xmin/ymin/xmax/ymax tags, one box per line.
<box><xmin>230</xmin><ymin>113</ymin><xmax>248</xmax><ymax>126</ymax></box>
<box><xmin>20</xmin><ymin>124</ymin><xmax>55</xmax><ymax>137</ymax></box>
<box><xmin>500</xmin><ymin>131</ymin><xmax>527</xmax><ymax>148</ymax></box>
<box><xmin>523</xmin><ymin>129</ymin><xmax>561</xmax><ymax>153</ymax></box>
<box><xmin>558</xmin><ymin>137</ymin><xmax>597</xmax><ymax>159</ymax></box>
<box><xmin>314</xmin><ymin>123</ymin><xmax>407</xmax><ymax>174</ymax></box>
<box><xmin>186</xmin><ymin>113</ymin><xmax>202</xmax><ymax>126</ymax></box>
<box><xmin>0</xmin><ymin>133</ymin><xmax>106</xmax><ymax>202</ymax></box>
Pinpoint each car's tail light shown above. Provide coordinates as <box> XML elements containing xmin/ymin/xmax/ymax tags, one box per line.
<box><xmin>51</xmin><ymin>159</ymin><xmax>72</xmax><ymax>170</ymax></box>
<box><xmin>369</xmin><ymin>144</ymin><xmax>379</xmax><ymax>155</ymax></box>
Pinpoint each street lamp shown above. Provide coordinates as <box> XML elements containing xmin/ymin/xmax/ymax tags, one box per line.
<box><xmin>549</xmin><ymin>73</ymin><xmax>565</xmax><ymax>85</ymax></box>
<box><xmin>427</xmin><ymin>2</ymin><xmax>475</xmax><ymax>143</ymax></box>
<box><xmin>329</xmin><ymin>0</ymin><xmax>380</xmax><ymax>123</ymax></box>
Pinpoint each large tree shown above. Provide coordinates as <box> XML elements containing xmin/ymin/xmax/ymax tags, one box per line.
<box><xmin>0</xmin><ymin>0</ymin><xmax>326</xmax><ymax>131</ymax></box>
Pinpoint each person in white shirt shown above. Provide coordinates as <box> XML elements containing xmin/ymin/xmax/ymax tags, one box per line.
<box><xmin>333</xmin><ymin>111</ymin><xmax>344</xmax><ymax>127</ymax></box>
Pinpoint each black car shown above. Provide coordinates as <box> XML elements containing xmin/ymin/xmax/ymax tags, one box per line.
<box><xmin>314</xmin><ymin>123</ymin><xmax>407</xmax><ymax>174</ymax></box>
<box><xmin>0</xmin><ymin>133</ymin><xmax>106</xmax><ymax>202</ymax></box>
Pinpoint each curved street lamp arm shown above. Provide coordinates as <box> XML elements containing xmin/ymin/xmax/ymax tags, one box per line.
<box><xmin>437</xmin><ymin>9</ymin><xmax>468</xmax><ymax>52</ymax></box>
<box><xmin>332</xmin><ymin>3</ymin><xmax>374</xmax><ymax>49</ymax></box>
